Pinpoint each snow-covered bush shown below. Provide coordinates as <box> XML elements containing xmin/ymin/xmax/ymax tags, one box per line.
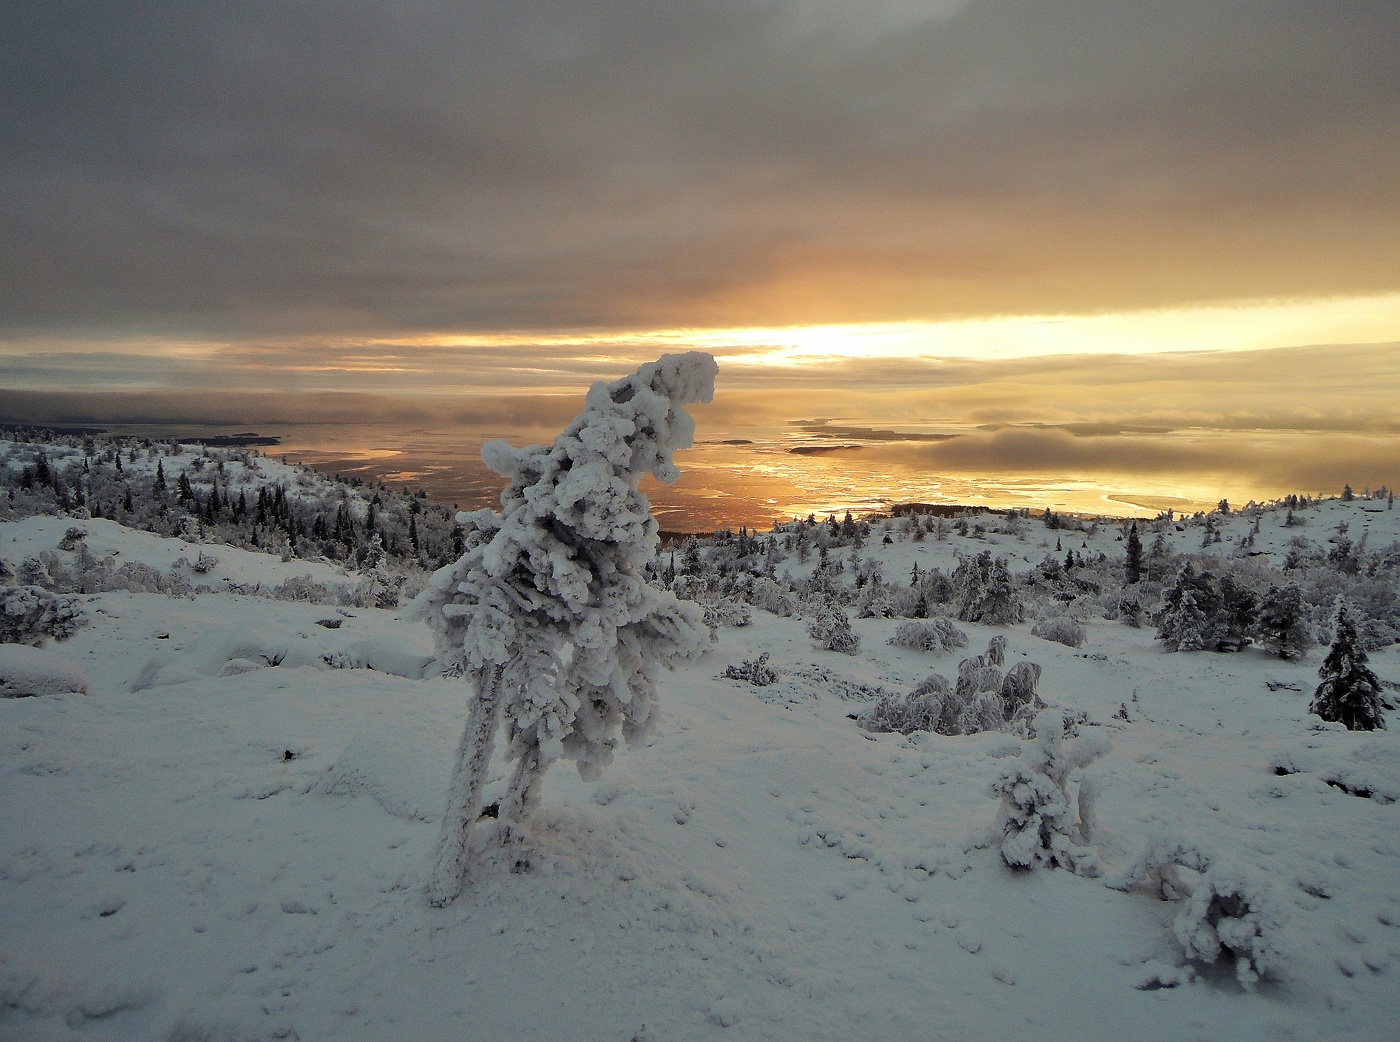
<box><xmin>58</xmin><ymin>526</ymin><xmax>88</xmax><ymax>551</ymax></box>
<box><xmin>703</xmin><ymin>599</ymin><xmax>752</xmax><ymax>629</ymax></box>
<box><xmin>745</xmin><ymin>577</ymin><xmax>797</xmax><ymax>617</ymax></box>
<box><xmin>1108</xmin><ymin>837</ymin><xmax>1287</xmax><ymax>988</ymax></box>
<box><xmin>1173</xmin><ymin>864</ymin><xmax>1287</xmax><ymax>988</ymax></box>
<box><xmin>861</xmin><ymin>640</ymin><xmax>1043</xmax><ymax>738</ymax></box>
<box><xmin>1</xmin><ymin>585</ymin><xmax>87</xmax><ymax>645</ymax></box>
<box><xmin>854</xmin><ymin>581</ymin><xmax>895</xmax><ymax>619</ymax></box>
<box><xmin>1031</xmin><ymin>613</ymin><xmax>1087</xmax><ymax>648</ymax></box>
<box><xmin>807</xmin><ymin>600</ymin><xmax>861</xmax><ymax>655</ymax></box>
<box><xmin>0</xmin><ymin>642</ymin><xmax>89</xmax><ymax>697</ymax></box>
<box><xmin>987</xmin><ymin>710</ymin><xmax>1107</xmax><ymax>874</ymax></box>
<box><xmin>272</xmin><ymin>574</ymin><xmax>332</xmax><ymax>603</ymax></box>
<box><xmin>1310</xmin><ymin>599</ymin><xmax>1386</xmax><ymax>730</ymax></box>
<box><xmin>888</xmin><ymin>616</ymin><xmax>968</xmax><ymax>655</ymax></box>
<box><xmin>412</xmin><ymin>352</ymin><xmax>716</xmax><ymax>905</ymax></box>
<box><xmin>722</xmin><ymin>653</ymin><xmax>779</xmax><ymax>687</ymax></box>
<box><xmin>860</xmin><ymin>673</ymin><xmax>952</xmax><ymax>734</ymax></box>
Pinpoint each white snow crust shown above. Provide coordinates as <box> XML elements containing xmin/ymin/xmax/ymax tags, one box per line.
<box><xmin>2</xmin><ymin>483</ymin><xmax>1400</xmax><ymax>1040</ymax></box>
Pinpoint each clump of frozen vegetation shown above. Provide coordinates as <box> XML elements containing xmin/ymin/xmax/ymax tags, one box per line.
<box><xmin>887</xmin><ymin>616</ymin><xmax>967</xmax><ymax>654</ymax></box>
<box><xmin>1031</xmin><ymin>613</ymin><xmax>1087</xmax><ymax>648</ymax></box>
<box><xmin>1</xmin><ymin>584</ymin><xmax>87</xmax><ymax>645</ymax></box>
<box><xmin>860</xmin><ymin>637</ymin><xmax>1043</xmax><ymax>737</ymax></box>
<box><xmin>412</xmin><ymin>352</ymin><xmax>717</xmax><ymax>905</ymax></box>
<box><xmin>1110</xmin><ymin>838</ymin><xmax>1287</xmax><ymax>988</ymax></box>
<box><xmin>721</xmin><ymin>652</ymin><xmax>779</xmax><ymax>687</ymax></box>
<box><xmin>702</xmin><ymin>599</ymin><xmax>752</xmax><ymax>629</ymax></box>
<box><xmin>1175</xmin><ymin>864</ymin><xmax>1288</xmax><ymax>988</ymax></box>
<box><xmin>987</xmin><ymin>709</ymin><xmax>1107</xmax><ymax>874</ymax></box>
<box><xmin>1310</xmin><ymin>600</ymin><xmax>1386</xmax><ymax>730</ymax></box>
<box><xmin>806</xmin><ymin>599</ymin><xmax>861</xmax><ymax>654</ymax></box>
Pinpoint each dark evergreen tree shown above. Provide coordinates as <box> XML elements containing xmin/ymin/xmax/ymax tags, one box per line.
<box><xmin>1310</xmin><ymin>601</ymin><xmax>1385</xmax><ymax>730</ymax></box>
<box><xmin>1257</xmin><ymin>582</ymin><xmax>1313</xmax><ymax>660</ymax></box>
<box><xmin>1124</xmin><ymin>522</ymin><xmax>1143</xmax><ymax>584</ymax></box>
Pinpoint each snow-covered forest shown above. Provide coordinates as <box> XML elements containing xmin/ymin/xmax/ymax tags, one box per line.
<box><xmin>3</xmin><ymin>415</ymin><xmax>1399</xmax><ymax>1040</ymax></box>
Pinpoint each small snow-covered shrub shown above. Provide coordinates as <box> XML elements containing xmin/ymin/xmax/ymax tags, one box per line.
<box><xmin>722</xmin><ymin>652</ymin><xmax>779</xmax><ymax>687</ymax></box>
<box><xmin>58</xmin><ymin>526</ymin><xmax>88</xmax><ymax>551</ymax></box>
<box><xmin>888</xmin><ymin>617</ymin><xmax>968</xmax><ymax>655</ymax></box>
<box><xmin>1031</xmin><ymin>614</ymin><xmax>1087</xmax><ymax>648</ymax></box>
<box><xmin>987</xmin><ymin>710</ymin><xmax>1107</xmax><ymax>874</ymax></box>
<box><xmin>192</xmin><ymin>550</ymin><xmax>220</xmax><ymax>574</ymax></box>
<box><xmin>860</xmin><ymin>673</ymin><xmax>952</xmax><ymax>734</ymax></box>
<box><xmin>1173</xmin><ymin>864</ymin><xmax>1287</xmax><ymax>988</ymax></box>
<box><xmin>1108</xmin><ymin>837</ymin><xmax>1287</xmax><ymax>988</ymax></box>
<box><xmin>999</xmin><ymin>661</ymin><xmax>1041</xmax><ymax>718</ymax></box>
<box><xmin>106</xmin><ymin>562</ymin><xmax>193</xmax><ymax>597</ymax></box>
<box><xmin>807</xmin><ymin>601</ymin><xmax>861</xmax><ymax>655</ymax></box>
<box><xmin>273</xmin><ymin>574</ymin><xmax>332</xmax><ymax>603</ymax></box>
<box><xmin>0</xmin><ymin>642</ymin><xmax>89</xmax><ymax>697</ymax></box>
<box><xmin>860</xmin><ymin>644</ymin><xmax>1044</xmax><ymax>738</ymax></box>
<box><xmin>747</xmin><ymin>577</ymin><xmax>797</xmax><ymax>617</ymax></box>
<box><xmin>1</xmin><ymin>584</ymin><xmax>87</xmax><ymax>645</ymax></box>
<box><xmin>704</xmin><ymin>599</ymin><xmax>752</xmax><ymax>628</ymax></box>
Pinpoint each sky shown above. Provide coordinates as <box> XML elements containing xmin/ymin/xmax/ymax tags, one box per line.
<box><xmin>3</xmin><ymin>1</ymin><xmax>1400</xmax><ymax>516</ymax></box>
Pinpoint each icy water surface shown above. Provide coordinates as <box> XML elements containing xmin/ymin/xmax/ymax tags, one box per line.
<box><xmin>79</xmin><ymin>416</ymin><xmax>1258</xmax><ymax>532</ymax></box>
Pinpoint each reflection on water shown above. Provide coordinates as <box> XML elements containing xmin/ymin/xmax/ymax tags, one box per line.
<box><xmin>79</xmin><ymin>416</ymin><xmax>1372</xmax><ymax>532</ymax></box>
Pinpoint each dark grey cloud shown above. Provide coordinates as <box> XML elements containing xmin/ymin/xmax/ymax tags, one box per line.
<box><xmin>3</xmin><ymin>1</ymin><xmax>1398</xmax><ymax>338</ymax></box>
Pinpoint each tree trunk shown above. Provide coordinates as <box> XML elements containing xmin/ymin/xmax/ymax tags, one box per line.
<box><xmin>496</xmin><ymin>740</ymin><xmax>547</xmax><ymax>867</ymax></box>
<box><xmin>427</xmin><ymin>664</ymin><xmax>504</xmax><ymax>906</ymax></box>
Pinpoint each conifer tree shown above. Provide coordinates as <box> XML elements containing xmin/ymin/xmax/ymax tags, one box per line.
<box><xmin>1310</xmin><ymin>601</ymin><xmax>1386</xmax><ymax>730</ymax></box>
<box><xmin>1124</xmin><ymin>522</ymin><xmax>1143</xmax><ymax>584</ymax></box>
<box><xmin>1257</xmin><ymin>582</ymin><xmax>1313</xmax><ymax>660</ymax></box>
<box><xmin>414</xmin><ymin>352</ymin><xmax>715</xmax><ymax>905</ymax></box>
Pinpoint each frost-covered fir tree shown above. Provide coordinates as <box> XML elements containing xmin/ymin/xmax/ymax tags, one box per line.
<box><xmin>953</xmin><ymin>550</ymin><xmax>1024</xmax><ymax>625</ymax></box>
<box><xmin>1309</xmin><ymin>600</ymin><xmax>1386</xmax><ymax>731</ymax></box>
<box><xmin>1256</xmin><ymin>581</ymin><xmax>1313</xmax><ymax>661</ymax></box>
<box><xmin>413</xmin><ymin>353</ymin><xmax>717</xmax><ymax>905</ymax></box>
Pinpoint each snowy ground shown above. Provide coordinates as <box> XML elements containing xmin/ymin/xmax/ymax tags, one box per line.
<box><xmin>4</xmin><ymin>506</ymin><xmax>1400</xmax><ymax>1041</ymax></box>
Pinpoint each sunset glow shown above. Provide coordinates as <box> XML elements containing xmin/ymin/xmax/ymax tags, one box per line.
<box><xmin>4</xmin><ymin>2</ymin><xmax>1399</xmax><ymax>525</ymax></box>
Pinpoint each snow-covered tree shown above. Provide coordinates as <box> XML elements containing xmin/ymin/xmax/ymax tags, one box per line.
<box><xmin>987</xmin><ymin>710</ymin><xmax>1107</xmax><ymax>874</ymax></box>
<box><xmin>807</xmin><ymin>599</ymin><xmax>861</xmax><ymax>654</ymax></box>
<box><xmin>953</xmin><ymin>550</ymin><xmax>1024</xmax><ymax>625</ymax></box>
<box><xmin>1310</xmin><ymin>600</ymin><xmax>1386</xmax><ymax>730</ymax></box>
<box><xmin>413</xmin><ymin>352</ymin><xmax>717</xmax><ymax>905</ymax></box>
<box><xmin>1256</xmin><ymin>581</ymin><xmax>1312</xmax><ymax>660</ymax></box>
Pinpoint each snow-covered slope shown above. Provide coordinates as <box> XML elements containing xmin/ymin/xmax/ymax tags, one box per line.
<box><xmin>3</xmin><ymin>500</ymin><xmax>1399</xmax><ymax>1041</ymax></box>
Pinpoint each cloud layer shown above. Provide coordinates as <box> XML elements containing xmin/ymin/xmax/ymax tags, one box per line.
<box><xmin>4</xmin><ymin>1</ymin><xmax>1398</xmax><ymax>338</ymax></box>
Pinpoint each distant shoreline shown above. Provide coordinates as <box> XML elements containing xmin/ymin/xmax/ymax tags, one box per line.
<box><xmin>0</xmin><ymin>423</ymin><xmax>281</xmax><ymax>448</ymax></box>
